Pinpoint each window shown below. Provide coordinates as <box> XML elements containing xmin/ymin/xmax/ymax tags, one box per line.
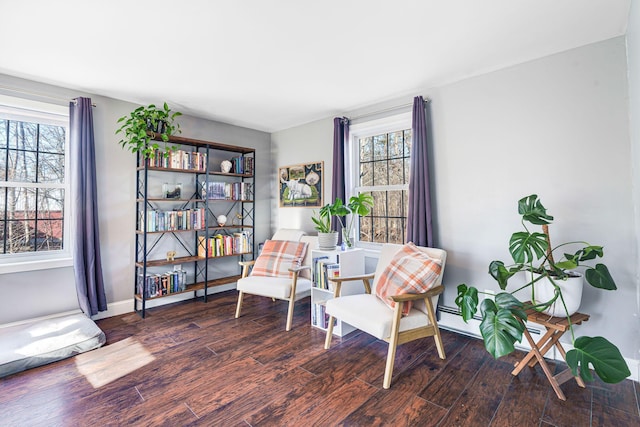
<box><xmin>348</xmin><ymin>112</ymin><xmax>411</xmax><ymax>246</ymax></box>
<box><xmin>0</xmin><ymin>95</ymin><xmax>71</xmax><ymax>273</ymax></box>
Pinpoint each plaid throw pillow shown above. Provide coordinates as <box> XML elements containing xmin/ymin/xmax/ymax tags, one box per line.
<box><xmin>250</xmin><ymin>240</ymin><xmax>308</xmax><ymax>278</ymax></box>
<box><xmin>375</xmin><ymin>242</ymin><xmax>442</xmax><ymax>315</ymax></box>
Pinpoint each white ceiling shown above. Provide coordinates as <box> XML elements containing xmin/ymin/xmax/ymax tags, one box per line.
<box><xmin>0</xmin><ymin>0</ymin><xmax>631</xmax><ymax>132</ymax></box>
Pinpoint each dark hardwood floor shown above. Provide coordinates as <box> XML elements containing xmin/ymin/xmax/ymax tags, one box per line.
<box><xmin>1</xmin><ymin>290</ymin><xmax>638</xmax><ymax>426</ymax></box>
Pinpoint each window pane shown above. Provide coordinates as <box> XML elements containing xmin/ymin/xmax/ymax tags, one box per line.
<box><xmin>372</xmin><ymin>217</ymin><xmax>387</xmax><ymax>243</ymax></box>
<box><xmin>372</xmin><ymin>191</ymin><xmax>387</xmax><ymax>218</ymax></box>
<box><xmin>8</xmin><ymin>187</ymin><xmax>37</xmax><ymax>219</ymax></box>
<box><xmin>38</xmin><ymin>152</ymin><xmax>65</xmax><ymax>183</ymax></box>
<box><xmin>7</xmin><ymin>149</ymin><xmax>37</xmax><ymax>182</ymax></box>
<box><xmin>37</xmin><ymin>188</ymin><xmax>64</xmax><ymax>216</ymax></box>
<box><xmin>14</xmin><ymin>121</ymin><xmax>38</xmax><ymax>151</ymax></box>
<box><xmin>389</xmin><ymin>159</ymin><xmax>404</xmax><ymax>185</ymax></box>
<box><xmin>388</xmin><ymin>218</ymin><xmax>404</xmax><ymax>244</ymax></box>
<box><xmin>39</xmin><ymin>124</ymin><xmax>65</xmax><ymax>154</ymax></box>
<box><xmin>388</xmin><ymin>190</ymin><xmax>404</xmax><ymax>217</ymax></box>
<box><xmin>359</xmin><ymin>137</ymin><xmax>372</xmax><ymax>162</ymax></box>
<box><xmin>0</xmin><ymin>119</ymin><xmax>6</xmax><ymax>149</ymax></box>
<box><xmin>372</xmin><ymin>160</ymin><xmax>388</xmax><ymax>186</ymax></box>
<box><xmin>388</xmin><ymin>131</ymin><xmax>404</xmax><ymax>159</ymax></box>
<box><xmin>34</xmin><ymin>219</ymin><xmax>63</xmax><ymax>251</ymax></box>
<box><xmin>359</xmin><ymin>162</ymin><xmax>373</xmax><ymax>186</ymax></box>
<box><xmin>4</xmin><ymin>220</ymin><xmax>35</xmax><ymax>253</ymax></box>
<box><xmin>359</xmin><ymin>216</ymin><xmax>372</xmax><ymax>242</ymax></box>
<box><xmin>373</xmin><ymin>134</ymin><xmax>387</xmax><ymax>160</ymax></box>
<box><xmin>403</xmin><ymin>129</ymin><xmax>412</xmax><ymax>156</ymax></box>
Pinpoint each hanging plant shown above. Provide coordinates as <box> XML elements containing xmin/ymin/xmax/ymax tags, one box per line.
<box><xmin>115</xmin><ymin>102</ymin><xmax>182</xmax><ymax>159</ymax></box>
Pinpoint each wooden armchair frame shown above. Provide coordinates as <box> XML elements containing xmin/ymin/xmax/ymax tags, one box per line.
<box><xmin>324</xmin><ymin>273</ymin><xmax>446</xmax><ymax>389</ymax></box>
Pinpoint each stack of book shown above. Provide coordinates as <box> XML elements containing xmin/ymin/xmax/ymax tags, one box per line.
<box><xmin>312</xmin><ymin>256</ymin><xmax>340</xmax><ymax>290</ymax></box>
<box><xmin>204</xmin><ymin>181</ymin><xmax>253</xmax><ymax>200</ymax></box>
<box><xmin>197</xmin><ymin>232</ymin><xmax>250</xmax><ymax>257</ymax></box>
<box><xmin>146</xmin><ymin>149</ymin><xmax>207</xmax><ymax>171</ymax></box>
<box><xmin>230</xmin><ymin>156</ymin><xmax>254</xmax><ymax>175</ymax></box>
<box><xmin>137</xmin><ymin>269</ymin><xmax>187</xmax><ymax>298</ymax></box>
<box><xmin>141</xmin><ymin>208</ymin><xmax>205</xmax><ymax>232</ymax></box>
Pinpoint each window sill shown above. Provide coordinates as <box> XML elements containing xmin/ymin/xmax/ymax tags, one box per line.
<box><xmin>0</xmin><ymin>256</ymin><xmax>73</xmax><ymax>275</ymax></box>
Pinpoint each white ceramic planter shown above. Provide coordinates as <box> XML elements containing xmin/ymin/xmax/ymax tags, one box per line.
<box><xmin>532</xmin><ymin>272</ymin><xmax>584</xmax><ymax>317</ymax></box>
<box><xmin>317</xmin><ymin>232</ymin><xmax>338</xmax><ymax>250</ymax></box>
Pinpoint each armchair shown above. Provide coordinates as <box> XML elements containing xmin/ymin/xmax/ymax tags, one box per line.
<box><xmin>235</xmin><ymin>229</ymin><xmax>318</xmax><ymax>331</ymax></box>
<box><xmin>324</xmin><ymin>242</ymin><xmax>447</xmax><ymax>389</ymax></box>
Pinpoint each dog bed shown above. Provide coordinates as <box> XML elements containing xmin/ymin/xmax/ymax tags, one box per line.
<box><xmin>0</xmin><ymin>313</ymin><xmax>106</xmax><ymax>378</ymax></box>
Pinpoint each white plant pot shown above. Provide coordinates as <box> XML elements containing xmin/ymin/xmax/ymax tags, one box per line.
<box><xmin>318</xmin><ymin>232</ymin><xmax>338</xmax><ymax>250</ymax></box>
<box><xmin>532</xmin><ymin>272</ymin><xmax>584</xmax><ymax>317</ymax></box>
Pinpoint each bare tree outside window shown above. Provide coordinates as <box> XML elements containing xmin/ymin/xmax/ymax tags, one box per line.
<box><xmin>0</xmin><ymin>118</ymin><xmax>66</xmax><ymax>254</ymax></box>
<box><xmin>357</xmin><ymin>129</ymin><xmax>411</xmax><ymax>244</ymax></box>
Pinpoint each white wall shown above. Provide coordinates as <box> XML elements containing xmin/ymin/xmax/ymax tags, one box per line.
<box><xmin>0</xmin><ymin>74</ymin><xmax>271</xmax><ymax>324</ymax></box>
<box><xmin>272</xmin><ymin>36</ymin><xmax>639</xmax><ymax>361</ymax></box>
<box><xmin>626</xmin><ymin>1</ymin><xmax>640</xmax><ymax>370</ymax></box>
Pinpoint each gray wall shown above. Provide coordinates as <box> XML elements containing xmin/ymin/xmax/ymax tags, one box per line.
<box><xmin>0</xmin><ymin>74</ymin><xmax>271</xmax><ymax>324</ymax></box>
<box><xmin>272</xmin><ymin>36</ymin><xmax>639</xmax><ymax>360</ymax></box>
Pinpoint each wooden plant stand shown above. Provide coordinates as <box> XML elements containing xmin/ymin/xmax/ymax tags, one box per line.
<box><xmin>512</xmin><ymin>305</ymin><xmax>590</xmax><ymax>400</ymax></box>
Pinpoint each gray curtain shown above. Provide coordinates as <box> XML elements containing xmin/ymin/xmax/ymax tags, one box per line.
<box><xmin>331</xmin><ymin>117</ymin><xmax>349</xmax><ymax>242</ymax></box>
<box><xmin>406</xmin><ymin>96</ymin><xmax>433</xmax><ymax>247</ymax></box>
<box><xmin>70</xmin><ymin>97</ymin><xmax>107</xmax><ymax>316</ymax></box>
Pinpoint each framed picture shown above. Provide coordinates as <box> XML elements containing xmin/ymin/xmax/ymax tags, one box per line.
<box><xmin>279</xmin><ymin>161</ymin><xmax>323</xmax><ymax>208</ymax></box>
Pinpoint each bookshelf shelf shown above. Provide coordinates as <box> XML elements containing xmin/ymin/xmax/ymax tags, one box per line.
<box><xmin>310</xmin><ymin>248</ymin><xmax>365</xmax><ymax>336</ymax></box>
<box><xmin>134</xmin><ymin>135</ymin><xmax>255</xmax><ymax>318</ymax></box>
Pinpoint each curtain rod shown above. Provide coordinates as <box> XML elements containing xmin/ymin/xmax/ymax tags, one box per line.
<box><xmin>0</xmin><ymin>85</ymin><xmax>96</xmax><ymax>107</ymax></box>
<box><xmin>348</xmin><ymin>97</ymin><xmax>430</xmax><ymax>122</ymax></box>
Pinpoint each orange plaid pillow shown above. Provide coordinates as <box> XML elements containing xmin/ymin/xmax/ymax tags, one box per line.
<box><xmin>250</xmin><ymin>240</ymin><xmax>308</xmax><ymax>278</ymax></box>
<box><xmin>375</xmin><ymin>243</ymin><xmax>442</xmax><ymax>315</ymax></box>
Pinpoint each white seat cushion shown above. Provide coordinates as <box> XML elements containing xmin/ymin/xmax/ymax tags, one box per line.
<box><xmin>325</xmin><ymin>293</ymin><xmax>433</xmax><ymax>340</ymax></box>
<box><xmin>237</xmin><ymin>275</ymin><xmax>312</xmax><ymax>300</ymax></box>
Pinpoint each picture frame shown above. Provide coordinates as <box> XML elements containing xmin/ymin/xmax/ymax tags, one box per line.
<box><xmin>279</xmin><ymin>161</ymin><xmax>323</xmax><ymax>208</ymax></box>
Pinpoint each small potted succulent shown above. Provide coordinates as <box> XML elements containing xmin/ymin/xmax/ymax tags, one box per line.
<box><xmin>455</xmin><ymin>194</ymin><xmax>630</xmax><ymax>384</ymax></box>
<box><xmin>115</xmin><ymin>102</ymin><xmax>182</xmax><ymax>159</ymax></box>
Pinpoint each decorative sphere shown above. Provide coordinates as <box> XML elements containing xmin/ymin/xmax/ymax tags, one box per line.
<box><xmin>217</xmin><ymin>215</ymin><xmax>227</xmax><ymax>226</ymax></box>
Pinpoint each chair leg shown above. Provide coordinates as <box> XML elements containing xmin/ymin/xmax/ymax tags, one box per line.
<box><xmin>425</xmin><ymin>298</ymin><xmax>446</xmax><ymax>359</ymax></box>
<box><xmin>235</xmin><ymin>291</ymin><xmax>244</xmax><ymax>319</ymax></box>
<box><xmin>324</xmin><ymin>316</ymin><xmax>335</xmax><ymax>349</ymax></box>
<box><xmin>383</xmin><ymin>304</ymin><xmax>404</xmax><ymax>389</ymax></box>
<box><xmin>285</xmin><ymin>297</ymin><xmax>296</xmax><ymax>331</ymax></box>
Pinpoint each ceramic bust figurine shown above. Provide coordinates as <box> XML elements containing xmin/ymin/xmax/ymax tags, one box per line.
<box><xmin>221</xmin><ymin>160</ymin><xmax>232</xmax><ymax>173</ymax></box>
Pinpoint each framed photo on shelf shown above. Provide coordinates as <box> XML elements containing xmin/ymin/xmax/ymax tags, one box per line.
<box><xmin>279</xmin><ymin>161</ymin><xmax>323</xmax><ymax>208</ymax></box>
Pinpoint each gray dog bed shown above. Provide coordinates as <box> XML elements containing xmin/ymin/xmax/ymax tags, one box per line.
<box><xmin>0</xmin><ymin>313</ymin><xmax>106</xmax><ymax>378</ymax></box>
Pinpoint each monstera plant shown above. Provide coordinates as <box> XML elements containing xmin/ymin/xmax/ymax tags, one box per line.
<box><xmin>455</xmin><ymin>194</ymin><xmax>630</xmax><ymax>384</ymax></box>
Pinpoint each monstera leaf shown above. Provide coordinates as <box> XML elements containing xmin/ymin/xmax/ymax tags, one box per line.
<box><xmin>566</xmin><ymin>336</ymin><xmax>631</xmax><ymax>384</ymax></box>
<box><xmin>509</xmin><ymin>231</ymin><xmax>548</xmax><ymax>264</ymax></box>
<box><xmin>488</xmin><ymin>261</ymin><xmax>523</xmax><ymax>290</ymax></box>
<box><xmin>455</xmin><ymin>284</ymin><xmax>479</xmax><ymax>322</ymax></box>
<box><xmin>584</xmin><ymin>264</ymin><xmax>617</xmax><ymax>290</ymax></box>
<box><xmin>517</xmin><ymin>194</ymin><xmax>554</xmax><ymax>225</ymax></box>
<box><xmin>478</xmin><ymin>294</ymin><xmax>527</xmax><ymax>359</ymax></box>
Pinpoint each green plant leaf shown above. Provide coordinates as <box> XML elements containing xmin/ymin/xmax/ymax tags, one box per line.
<box><xmin>517</xmin><ymin>194</ymin><xmax>554</xmax><ymax>225</ymax></box>
<box><xmin>488</xmin><ymin>260</ymin><xmax>522</xmax><ymax>289</ymax></box>
<box><xmin>584</xmin><ymin>264</ymin><xmax>617</xmax><ymax>290</ymax></box>
<box><xmin>454</xmin><ymin>284</ymin><xmax>478</xmax><ymax>322</ymax></box>
<box><xmin>494</xmin><ymin>292</ymin><xmax>528</xmax><ymax>322</ymax></box>
<box><xmin>565</xmin><ymin>336</ymin><xmax>630</xmax><ymax>383</ymax></box>
<box><xmin>479</xmin><ymin>298</ymin><xmax>526</xmax><ymax>359</ymax></box>
<box><xmin>509</xmin><ymin>231</ymin><xmax>548</xmax><ymax>264</ymax></box>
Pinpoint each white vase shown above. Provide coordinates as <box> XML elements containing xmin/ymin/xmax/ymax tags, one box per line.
<box><xmin>532</xmin><ymin>272</ymin><xmax>583</xmax><ymax>317</ymax></box>
<box><xmin>318</xmin><ymin>232</ymin><xmax>338</xmax><ymax>250</ymax></box>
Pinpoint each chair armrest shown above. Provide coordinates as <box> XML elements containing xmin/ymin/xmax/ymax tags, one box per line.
<box><xmin>389</xmin><ymin>285</ymin><xmax>444</xmax><ymax>303</ymax></box>
<box><xmin>239</xmin><ymin>260</ymin><xmax>256</xmax><ymax>267</ymax></box>
<box><xmin>330</xmin><ymin>273</ymin><xmax>375</xmax><ymax>285</ymax></box>
<box><xmin>288</xmin><ymin>265</ymin><xmax>311</xmax><ymax>273</ymax></box>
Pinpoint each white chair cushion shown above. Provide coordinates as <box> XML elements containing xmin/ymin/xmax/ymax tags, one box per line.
<box><xmin>237</xmin><ymin>275</ymin><xmax>312</xmax><ymax>300</ymax></box>
<box><xmin>325</xmin><ymin>293</ymin><xmax>434</xmax><ymax>340</ymax></box>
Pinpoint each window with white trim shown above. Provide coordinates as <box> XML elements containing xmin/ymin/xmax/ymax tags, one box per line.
<box><xmin>0</xmin><ymin>95</ymin><xmax>71</xmax><ymax>273</ymax></box>
<box><xmin>348</xmin><ymin>112</ymin><xmax>411</xmax><ymax>246</ymax></box>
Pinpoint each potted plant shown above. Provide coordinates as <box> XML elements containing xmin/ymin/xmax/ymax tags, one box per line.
<box><xmin>115</xmin><ymin>102</ymin><xmax>182</xmax><ymax>159</ymax></box>
<box><xmin>311</xmin><ymin>203</ymin><xmax>340</xmax><ymax>250</ymax></box>
<box><xmin>311</xmin><ymin>193</ymin><xmax>374</xmax><ymax>250</ymax></box>
<box><xmin>455</xmin><ymin>194</ymin><xmax>630</xmax><ymax>384</ymax></box>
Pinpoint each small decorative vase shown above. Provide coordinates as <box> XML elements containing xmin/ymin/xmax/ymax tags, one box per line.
<box><xmin>341</xmin><ymin>228</ymin><xmax>354</xmax><ymax>249</ymax></box>
<box><xmin>532</xmin><ymin>272</ymin><xmax>583</xmax><ymax>317</ymax></box>
<box><xmin>221</xmin><ymin>160</ymin><xmax>232</xmax><ymax>174</ymax></box>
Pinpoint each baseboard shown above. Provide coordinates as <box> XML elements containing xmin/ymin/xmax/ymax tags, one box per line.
<box><xmin>91</xmin><ymin>283</ymin><xmax>238</xmax><ymax>321</ymax></box>
<box><xmin>438</xmin><ymin>305</ymin><xmax>639</xmax><ymax>382</ymax></box>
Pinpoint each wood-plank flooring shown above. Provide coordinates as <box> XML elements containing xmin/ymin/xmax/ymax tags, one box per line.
<box><xmin>1</xmin><ymin>290</ymin><xmax>638</xmax><ymax>426</ymax></box>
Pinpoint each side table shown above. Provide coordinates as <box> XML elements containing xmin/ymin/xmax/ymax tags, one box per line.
<box><xmin>512</xmin><ymin>305</ymin><xmax>590</xmax><ymax>400</ymax></box>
